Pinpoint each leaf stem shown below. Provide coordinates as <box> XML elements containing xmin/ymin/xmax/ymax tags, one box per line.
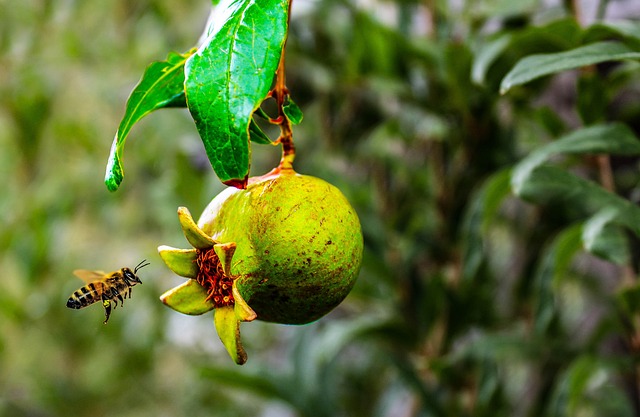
<box><xmin>273</xmin><ymin>52</ymin><xmax>295</xmax><ymax>169</ymax></box>
<box><xmin>271</xmin><ymin>0</ymin><xmax>295</xmax><ymax>170</ymax></box>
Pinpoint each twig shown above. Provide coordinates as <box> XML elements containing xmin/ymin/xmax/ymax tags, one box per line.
<box><xmin>272</xmin><ymin>52</ymin><xmax>295</xmax><ymax>169</ymax></box>
<box><xmin>270</xmin><ymin>0</ymin><xmax>295</xmax><ymax>170</ymax></box>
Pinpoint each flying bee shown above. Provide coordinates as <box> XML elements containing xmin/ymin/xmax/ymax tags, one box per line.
<box><xmin>66</xmin><ymin>259</ymin><xmax>149</xmax><ymax>324</ymax></box>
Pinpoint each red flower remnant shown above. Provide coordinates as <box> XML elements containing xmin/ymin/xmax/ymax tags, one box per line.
<box><xmin>195</xmin><ymin>248</ymin><xmax>234</xmax><ymax>307</ymax></box>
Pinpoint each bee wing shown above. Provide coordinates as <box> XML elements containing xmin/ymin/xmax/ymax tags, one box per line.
<box><xmin>73</xmin><ymin>269</ymin><xmax>107</xmax><ymax>283</ymax></box>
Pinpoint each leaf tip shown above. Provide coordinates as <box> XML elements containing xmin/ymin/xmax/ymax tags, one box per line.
<box><xmin>104</xmin><ymin>175</ymin><xmax>122</xmax><ymax>192</ymax></box>
<box><xmin>105</xmin><ymin>134</ymin><xmax>124</xmax><ymax>191</ymax></box>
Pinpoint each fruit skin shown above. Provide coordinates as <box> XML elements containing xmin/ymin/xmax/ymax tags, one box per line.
<box><xmin>197</xmin><ymin>168</ymin><xmax>363</xmax><ymax>324</ymax></box>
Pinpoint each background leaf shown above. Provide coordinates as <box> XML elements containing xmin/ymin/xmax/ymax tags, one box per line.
<box><xmin>515</xmin><ymin>165</ymin><xmax>640</xmax><ymax>237</ymax></box>
<box><xmin>104</xmin><ymin>50</ymin><xmax>194</xmax><ymax>191</ymax></box>
<box><xmin>185</xmin><ymin>0</ymin><xmax>288</xmax><ymax>185</ymax></box>
<box><xmin>512</xmin><ymin>123</ymin><xmax>640</xmax><ymax>195</ymax></box>
<box><xmin>461</xmin><ymin>169</ymin><xmax>512</xmax><ymax>282</ymax></box>
<box><xmin>582</xmin><ymin>209</ymin><xmax>630</xmax><ymax>266</ymax></box>
<box><xmin>532</xmin><ymin>224</ymin><xmax>583</xmax><ymax>333</ymax></box>
<box><xmin>500</xmin><ymin>41</ymin><xmax>640</xmax><ymax>94</ymax></box>
<box><xmin>472</xmin><ymin>33</ymin><xmax>512</xmax><ymax>86</ymax></box>
<box><xmin>583</xmin><ymin>20</ymin><xmax>640</xmax><ymax>48</ymax></box>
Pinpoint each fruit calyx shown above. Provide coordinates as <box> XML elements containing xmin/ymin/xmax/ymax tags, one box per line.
<box><xmin>158</xmin><ymin>207</ymin><xmax>255</xmax><ymax>365</ymax></box>
<box><xmin>195</xmin><ymin>248</ymin><xmax>234</xmax><ymax>307</ymax></box>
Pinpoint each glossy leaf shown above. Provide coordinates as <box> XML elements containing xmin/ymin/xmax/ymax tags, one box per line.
<box><xmin>500</xmin><ymin>41</ymin><xmax>640</xmax><ymax>94</ymax></box>
<box><xmin>283</xmin><ymin>97</ymin><xmax>303</xmax><ymax>125</ymax></box>
<box><xmin>185</xmin><ymin>0</ymin><xmax>289</xmax><ymax>185</ymax></box>
<box><xmin>473</xmin><ymin>18</ymin><xmax>581</xmax><ymax>88</ymax></box>
<box><xmin>249</xmin><ymin>118</ymin><xmax>272</xmax><ymax>144</ymax></box>
<box><xmin>105</xmin><ymin>50</ymin><xmax>194</xmax><ymax>191</ymax></box>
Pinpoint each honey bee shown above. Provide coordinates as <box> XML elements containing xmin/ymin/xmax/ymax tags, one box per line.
<box><xmin>66</xmin><ymin>260</ymin><xmax>149</xmax><ymax>324</ymax></box>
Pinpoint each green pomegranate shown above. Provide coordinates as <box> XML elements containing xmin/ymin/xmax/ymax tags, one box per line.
<box><xmin>198</xmin><ymin>167</ymin><xmax>363</xmax><ymax>324</ymax></box>
<box><xmin>158</xmin><ymin>166</ymin><xmax>363</xmax><ymax>363</ymax></box>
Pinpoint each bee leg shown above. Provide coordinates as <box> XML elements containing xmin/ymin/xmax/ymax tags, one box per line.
<box><xmin>117</xmin><ymin>292</ymin><xmax>124</xmax><ymax>307</ymax></box>
<box><xmin>102</xmin><ymin>300</ymin><xmax>112</xmax><ymax>324</ymax></box>
<box><xmin>128</xmin><ymin>287</ymin><xmax>132</xmax><ymax>299</ymax></box>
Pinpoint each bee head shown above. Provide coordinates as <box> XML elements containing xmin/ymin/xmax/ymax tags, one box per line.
<box><xmin>123</xmin><ymin>259</ymin><xmax>149</xmax><ymax>285</ymax></box>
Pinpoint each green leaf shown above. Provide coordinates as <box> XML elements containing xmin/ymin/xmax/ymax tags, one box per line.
<box><xmin>618</xmin><ymin>284</ymin><xmax>640</xmax><ymax>315</ymax></box>
<box><xmin>532</xmin><ymin>224</ymin><xmax>583</xmax><ymax>334</ymax></box>
<box><xmin>283</xmin><ymin>97</ymin><xmax>303</xmax><ymax>125</ymax></box>
<box><xmin>461</xmin><ymin>169</ymin><xmax>512</xmax><ymax>282</ymax></box>
<box><xmin>514</xmin><ymin>165</ymin><xmax>640</xmax><ymax>238</ymax></box>
<box><xmin>577</xmin><ymin>73</ymin><xmax>607</xmax><ymax>125</ymax></box>
<box><xmin>512</xmin><ymin>123</ymin><xmax>640</xmax><ymax>264</ymax></box>
<box><xmin>512</xmin><ymin>124</ymin><xmax>640</xmax><ymax>262</ymax></box>
<box><xmin>472</xmin><ymin>33</ymin><xmax>512</xmax><ymax>85</ymax></box>
<box><xmin>500</xmin><ymin>41</ymin><xmax>640</xmax><ymax>94</ymax></box>
<box><xmin>548</xmin><ymin>356</ymin><xmax>633</xmax><ymax>416</ymax></box>
<box><xmin>582</xmin><ymin>209</ymin><xmax>630</xmax><ymax>266</ymax></box>
<box><xmin>566</xmin><ymin>357</ymin><xmax>600</xmax><ymax>412</ymax></box>
<box><xmin>199</xmin><ymin>366</ymin><xmax>289</xmax><ymax>402</ymax></box>
<box><xmin>512</xmin><ymin>123</ymin><xmax>640</xmax><ymax>196</ymax></box>
<box><xmin>472</xmin><ymin>19</ymin><xmax>583</xmax><ymax>89</ymax></box>
<box><xmin>104</xmin><ymin>49</ymin><xmax>194</xmax><ymax>191</ymax></box>
<box><xmin>467</xmin><ymin>0</ymin><xmax>537</xmax><ymax>19</ymax></box>
<box><xmin>248</xmin><ymin>118</ymin><xmax>272</xmax><ymax>144</ymax></box>
<box><xmin>449</xmin><ymin>329</ymin><xmax>538</xmax><ymax>361</ymax></box>
<box><xmin>584</xmin><ymin>20</ymin><xmax>640</xmax><ymax>47</ymax></box>
<box><xmin>185</xmin><ymin>0</ymin><xmax>289</xmax><ymax>185</ymax></box>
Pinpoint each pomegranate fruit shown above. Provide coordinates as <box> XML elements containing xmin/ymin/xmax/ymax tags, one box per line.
<box><xmin>159</xmin><ymin>166</ymin><xmax>363</xmax><ymax>363</ymax></box>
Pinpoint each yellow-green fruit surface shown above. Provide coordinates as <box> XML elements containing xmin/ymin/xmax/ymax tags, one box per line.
<box><xmin>198</xmin><ymin>169</ymin><xmax>363</xmax><ymax>324</ymax></box>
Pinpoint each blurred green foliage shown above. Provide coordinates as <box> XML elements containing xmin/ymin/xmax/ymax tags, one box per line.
<box><xmin>4</xmin><ymin>0</ymin><xmax>640</xmax><ymax>416</ymax></box>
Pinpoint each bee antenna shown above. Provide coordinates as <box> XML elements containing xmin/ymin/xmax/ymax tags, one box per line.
<box><xmin>134</xmin><ymin>259</ymin><xmax>150</xmax><ymax>273</ymax></box>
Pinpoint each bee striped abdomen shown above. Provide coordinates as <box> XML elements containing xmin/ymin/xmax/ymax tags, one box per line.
<box><xmin>67</xmin><ymin>282</ymin><xmax>103</xmax><ymax>309</ymax></box>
